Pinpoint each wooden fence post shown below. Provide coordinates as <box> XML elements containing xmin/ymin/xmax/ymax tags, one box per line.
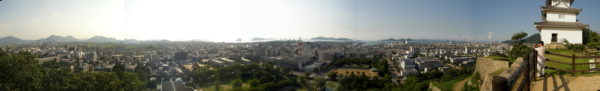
<box><xmin>492</xmin><ymin>76</ymin><xmax>507</xmax><ymax>91</ymax></box>
<box><xmin>572</xmin><ymin>54</ymin><xmax>576</xmax><ymax>76</ymax></box>
<box><xmin>531</xmin><ymin>50</ymin><xmax>537</xmax><ymax>82</ymax></box>
<box><xmin>524</xmin><ymin>53</ymin><xmax>531</xmax><ymax>90</ymax></box>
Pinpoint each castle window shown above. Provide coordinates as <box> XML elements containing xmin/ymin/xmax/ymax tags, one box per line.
<box><xmin>559</xmin><ymin>14</ymin><xmax>565</xmax><ymax>19</ymax></box>
<box><xmin>551</xmin><ymin>33</ymin><xmax>558</xmax><ymax>43</ymax></box>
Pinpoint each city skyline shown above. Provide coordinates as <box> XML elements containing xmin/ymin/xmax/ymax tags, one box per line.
<box><xmin>1</xmin><ymin>0</ymin><xmax>600</xmax><ymax>42</ymax></box>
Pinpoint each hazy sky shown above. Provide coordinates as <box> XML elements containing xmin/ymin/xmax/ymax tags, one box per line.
<box><xmin>0</xmin><ymin>0</ymin><xmax>599</xmax><ymax>42</ymax></box>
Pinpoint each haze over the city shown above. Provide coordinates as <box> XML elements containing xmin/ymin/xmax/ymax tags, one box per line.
<box><xmin>4</xmin><ymin>0</ymin><xmax>600</xmax><ymax>90</ymax></box>
<box><xmin>1</xmin><ymin>0</ymin><xmax>600</xmax><ymax>42</ymax></box>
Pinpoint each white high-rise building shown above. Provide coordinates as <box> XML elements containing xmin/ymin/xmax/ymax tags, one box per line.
<box><xmin>535</xmin><ymin>0</ymin><xmax>588</xmax><ymax>44</ymax></box>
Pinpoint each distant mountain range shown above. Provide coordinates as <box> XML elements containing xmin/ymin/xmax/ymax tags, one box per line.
<box><xmin>0</xmin><ymin>36</ymin><xmax>31</xmax><ymax>43</ymax></box>
<box><xmin>39</xmin><ymin>35</ymin><xmax>80</xmax><ymax>42</ymax></box>
<box><xmin>310</xmin><ymin>36</ymin><xmax>353</xmax><ymax>41</ymax></box>
<box><xmin>85</xmin><ymin>36</ymin><xmax>119</xmax><ymax>42</ymax></box>
<box><xmin>0</xmin><ymin>35</ymin><xmax>130</xmax><ymax>44</ymax></box>
<box><xmin>0</xmin><ymin>35</ymin><xmax>499</xmax><ymax>44</ymax></box>
<box><xmin>249</xmin><ymin>36</ymin><xmax>355</xmax><ymax>42</ymax></box>
<box><xmin>250</xmin><ymin>37</ymin><xmax>273</xmax><ymax>41</ymax></box>
<box><xmin>381</xmin><ymin>38</ymin><xmax>411</xmax><ymax>41</ymax></box>
<box><xmin>501</xmin><ymin>33</ymin><xmax>540</xmax><ymax>44</ymax></box>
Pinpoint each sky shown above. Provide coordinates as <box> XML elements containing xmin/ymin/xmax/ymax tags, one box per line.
<box><xmin>0</xmin><ymin>0</ymin><xmax>599</xmax><ymax>42</ymax></box>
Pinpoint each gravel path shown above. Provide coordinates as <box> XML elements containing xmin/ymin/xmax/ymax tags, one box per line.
<box><xmin>452</xmin><ymin>78</ymin><xmax>469</xmax><ymax>91</ymax></box>
<box><xmin>531</xmin><ymin>74</ymin><xmax>600</xmax><ymax>91</ymax></box>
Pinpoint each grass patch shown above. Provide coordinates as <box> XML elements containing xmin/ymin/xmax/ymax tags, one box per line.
<box><xmin>295</xmin><ymin>88</ymin><xmax>309</xmax><ymax>91</ymax></box>
<box><xmin>200</xmin><ymin>84</ymin><xmax>233</xmax><ymax>91</ymax></box>
<box><xmin>325</xmin><ymin>81</ymin><xmax>339</xmax><ymax>90</ymax></box>
<box><xmin>124</xmin><ymin>45</ymin><xmax>138</xmax><ymax>49</ymax></box>
<box><xmin>486</xmin><ymin>55</ymin><xmax>510</xmax><ymax>61</ymax></box>
<box><xmin>490</xmin><ymin>68</ymin><xmax>505</xmax><ymax>76</ymax></box>
<box><xmin>461</xmin><ymin>82</ymin><xmax>479</xmax><ymax>91</ymax></box>
<box><xmin>437</xmin><ymin>79</ymin><xmax>461</xmax><ymax>91</ymax></box>
<box><xmin>199</xmin><ymin>83</ymin><xmax>249</xmax><ymax>91</ymax></box>
<box><xmin>342</xmin><ymin>64</ymin><xmax>370</xmax><ymax>68</ymax></box>
<box><xmin>84</xmin><ymin>43</ymin><xmax>116</xmax><ymax>48</ymax></box>
<box><xmin>433</xmin><ymin>74</ymin><xmax>470</xmax><ymax>91</ymax></box>
<box><xmin>545</xmin><ymin>49</ymin><xmax>600</xmax><ymax>75</ymax></box>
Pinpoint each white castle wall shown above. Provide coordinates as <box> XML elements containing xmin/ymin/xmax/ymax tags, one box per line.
<box><xmin>540</xmin><ymin>28</ymin><xmax>582</xmax><ymax>44</ymax></box>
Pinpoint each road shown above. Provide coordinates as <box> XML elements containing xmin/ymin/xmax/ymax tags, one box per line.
<box><xmin>386</xmin><ymin>56</ymin><xmax>401</xmax><ymax>84</ymax></box>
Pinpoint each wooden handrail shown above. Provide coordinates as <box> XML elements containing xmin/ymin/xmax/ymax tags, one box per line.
<box><xmin>573</xmin><ymin>56</ymin><xmax>600</xmax><ymax>58</ymax></box>
<box><xmin>545</xmin><ymin>52</ymin><xmax>600</xmax><ymax>65</ymax></box>
<box><xmin>545</xmin><ymin>66</ymin><xmax>574</xmax><ymax>72</ymax></box>
<box><xmin>546</xmin><ymin>51</ymin><xmax>600</xmax><ymax>58</ymax></box>
<box><xmin>572</xmin><ymin>62</ymin><xmax>600</xmax><ymax>65</ymax></box>
<box><xmin>545</xmin><ymin>59</ymin><xmax>573</xmax><ymax>65</ymax></box>
<box><xmin>545</xmin><ymin>52</ymin><xmax>572</xmax><ymax>58</ymax></box>
<box><xmin>546</xmin><ymin>58</ymin><xmax>600</xmax><ymax>65</ymax></box>
<box><xmin>546</xmin><ymin>66</ymin><xmax>594</xmax><ymax>72</ymax></box>
<box><xmin>544</xmin><ymin>51</ymin><xmax>600</xmax><ymax>76</ymax></box>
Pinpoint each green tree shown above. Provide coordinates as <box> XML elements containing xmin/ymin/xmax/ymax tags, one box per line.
<box><xmin>508</xmin><ymin>32</ymin><xmax>531</xmax><ymax>60</ymax></box>
<box><xmin>230</xmin><ymin>79</ymin><xmax>243</xmax><ymax>88</ymax></box>
<box><xmin>327</xmin><ymin>72</ymin><xmax>338</xmax><ymax>81</ymax></box>
<box><xmin>583</xmin><ymin>28</ymin><xmax>600</xmax><ymax>48</ymax></box>
<box><xmin>0</xmin><ymin>52</ymin><xmax>44</xmax><ymax>90</ymax></box>
<box><xmin>313</xmin><ymin>78</ymin><xmax>325</xmax><ymax>91</ymax></box>
<box><xmin>511</xmin><ymin>32</ymin><xmax>528</xmax><ymax>42</ymax></box>
<box><xmin>112</xmin><ymin>63</ymin><xmax>126</xmax><ymax>72</ymax></box>
<box><xmin>0</xmin><ymin>50</ymin><xmax>146</xmax><ymax>91</ymax></box>
<box><xmin>248</xmin><ymin>79</ymin><xmax>260</xmax><ymax>87</ymax></box>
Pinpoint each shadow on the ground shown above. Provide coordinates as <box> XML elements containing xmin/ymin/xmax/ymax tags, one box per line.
<box><xmin>541</xmin><ymin>74</ymin><xmax>570</xmax><ymax>91</ymax></box>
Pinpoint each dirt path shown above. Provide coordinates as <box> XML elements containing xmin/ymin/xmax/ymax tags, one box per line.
<box><xmin>531</xmin><ymin>74</ymin><xmax>600</xmax><ymax>91</ymax></box>
<box><xmin>453</xmin><ymin>77</ymin><xmax>469</xmax><ymax>91</ymax></box>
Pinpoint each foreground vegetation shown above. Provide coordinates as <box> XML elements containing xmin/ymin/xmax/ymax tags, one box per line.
<box><xmin>192</xmin><ymin>63</ymin><xmax>295</xmax><ymax>91</ymax></box>
<box><xmin>402</xmin><ymin>66</ymin><xmax>476</xmax><ymax>91</ymax></box>
<box><xmin>326</xmin><ymin>57</ymin><xmax>477</xmax><ymax>91</ymax></box>
<box><xmin>0</xmin><ymin>49</ymin><xmax>147</xmax><ymax>91</ymax></box>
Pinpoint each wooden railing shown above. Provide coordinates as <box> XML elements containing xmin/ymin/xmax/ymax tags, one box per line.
<box><xmin>496</xmin><ymin>49</ymin><xmax>600</xmax><ymax>91</ymax></box>
<box><xmin>491</xmin><ymin>51</ymin><xmax>536</xmax><ymax>91</ymax></box>
<box><xmin>545</xmin><ymin>51</ymin><xmax>600</xmax><ymax>76</ymax></box>
<box><xmin>510</xmin><ymin>52</ymin><xmax>535</xmax><ymax>91</ymax></box>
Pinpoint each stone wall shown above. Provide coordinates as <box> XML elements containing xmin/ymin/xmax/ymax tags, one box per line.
<box><xmin>475</xmin><ymin>57</ymin><xmax>509</xmax><ymax>91</ymax></box>
<box><xmin>545</xmin><ymin>43</ymin><xmax>566</xmax><ymax>49</ymax></box>
<box><xmin>499</xmin><ymin>58</ymin><xmax>526</xmax><ymax>87</ymax></box>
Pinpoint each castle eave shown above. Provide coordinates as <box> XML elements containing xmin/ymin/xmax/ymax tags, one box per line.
<box><xmin>534</xmin><ymin>21</ymin><xmax>588</xmax><ymax>31</ymax></box>
<box><xmin>541</xmin><ymin>6</ymin><xmax>581</xmax><ymax>14</ymax></box>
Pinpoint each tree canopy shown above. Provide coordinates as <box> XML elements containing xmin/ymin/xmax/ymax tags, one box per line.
<box><xmin>192</xmin><ymin>63</ymin><xmax>294</xmax><ymax>91</ymax></box>
<box><xmin>582</xmin><ymin>28</ymin><xmax>600</xmax><ymax>49</ymax></box>
<box><xmin>0</xmin><ymin>50</ymin><xmax>146</xmax><ymax>91</ymax></box>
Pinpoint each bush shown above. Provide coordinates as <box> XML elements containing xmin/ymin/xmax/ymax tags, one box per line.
<box><xmin>587</xmin><ymin>42</ymin><xmax>600</xmax><ymax>49</ymax></box>
<box><xmin>565</xmin><ymin>39</ymin><xmax>585</xmax><ymax>52</ymax></box>
<box><xmin>566</xmin><ymin>44</ymin><xmax>585</xmax><ymax>52</ymax></box>
<box><xmin>487</xmin><ymin>52</ymin><xmax>509</xmax><ymax>61</ymax></box>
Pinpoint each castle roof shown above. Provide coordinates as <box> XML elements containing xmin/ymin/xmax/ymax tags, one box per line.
<box><xmin>541</xmin><ymin>6</ymin><xmax>581</xmax><ymax>15</ymax></box>
<box><xmin>534</xmin><ymin>21</ymin><xmax>588</xmax><ymax>31</ymax></box>
<box><xmin>546</xmin><ymin>0</ymin><xmax>574</xmax><ymax>6</ymax></box>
